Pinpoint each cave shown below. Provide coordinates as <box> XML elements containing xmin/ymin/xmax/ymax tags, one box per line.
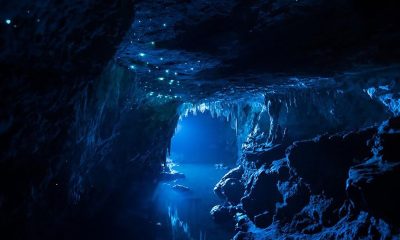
<box><xmin>1</xmin><ymin>1</ymin><xmax>400</xmax><ymax>239</ymax></box>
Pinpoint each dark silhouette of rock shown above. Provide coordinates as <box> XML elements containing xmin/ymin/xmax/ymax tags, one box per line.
<box><xmin>210</xmin><ymin>205</ymin><xmax>238</xmax><ymax>223</ymax></box>
<box><xmin>254</xmin><ymin>211</ymin><xmax>273</xmax><ymax>228</ymax></box>
<box><xmin>231</xmin><ymin>117</ymin><xmax>400</xmax><ymax>239</ymax></box>
<box><xmin>241</xmin><ymin>163</ymin><xmax>287</xmax><ymax>219</ymax></box>
<box><xmin>243</xmin><ymin>143</ymin><xmax>289</xmax><ymax>168</ymax></box>
<box><xmin>347</xmin><ymin>117</ymin><xmax>400</xmax><ymax>225</ymax></box>
<box><xmin>214</xmin><ymin>166</ymin><xmax>244</xmax><ymax>204</ymax></box>
<box><xmin>287</xmin><ymin>127</ymin><xmax>376</xmax><ymax>200</ymax></box>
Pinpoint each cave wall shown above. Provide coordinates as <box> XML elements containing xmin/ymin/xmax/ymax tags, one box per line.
<box><xmin>213</xmin><ymin>99</ymin><xmax>400</xmax><ymax>239</ymax></box>
<box><xmin>0</xmin><ymin>1</ymin><xmax>179</xmax><ymax>238</ymax></box>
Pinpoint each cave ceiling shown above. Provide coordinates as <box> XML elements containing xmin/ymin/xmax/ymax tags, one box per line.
<box><xmin>116</xmin><ymin>0</ymin><xmax>400</xmax><ymax>102</ymax></box>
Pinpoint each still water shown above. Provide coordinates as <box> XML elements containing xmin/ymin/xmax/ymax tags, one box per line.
<box><xmin>151</xmin><ymin>112</ymin><xmax>237</xmax><ymax>239</ymax></box>
<box><xmin>152</xmin><ymin>162</ymin><xmax>234</xmax><ymax>240</ymax></box>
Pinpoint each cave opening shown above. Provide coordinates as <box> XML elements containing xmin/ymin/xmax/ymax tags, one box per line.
<box><xmin>153</xmin><ymin>110</ymin><xmax>238</xmax><ymax>240</ymax></box>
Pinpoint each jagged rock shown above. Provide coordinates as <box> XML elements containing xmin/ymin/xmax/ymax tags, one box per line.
<box><xmin>241</xmin><ymin>164</ymin><xmax>285</xmax><ymax>219</ymax></box>
<box><xmin>210</xmin><ymin>205</ymin><xmax>238</xmax><ymax>223</ymax></box>
<box><xmin>243</xmin><ymin>144</ymin><xmax>288</xmax><ymax>168</ymax></box>
<box><xmin>274</xmin><ymin>178</ymin><xmax>311</xmax><ymax>224</ymax></box>
<box><xmin>374</xmin><ymin>117</ymin><xmax>400</xmax><ymax>162</ymax></box>
<box><xmin>348</xmin><ymin>160</ymin><xmax>400</xmax><ymax>225</ymax></box>
<box><xmin>220</xmin><ymin>178</ymin><xmax>245</xmax><ymax>205</ymax></box>
<box><xmin>289</xmin><ymin>195</ymin><xmax>335</xmax><ymax>233</ymax></box>
<box><xmin>235</xmin><ymin>213</ymin><xmax>252</xmax><ymax>232</ymax></box>
<box><xmin>234</xmin><ymin>118</ymin><xmax>400</xmax><ymax>239</ymax></box>
<box><xmin>347</xmin><ymin>117</ymin><xmax>400</xmax><ymax>226</ymax></box>
<box><xmin>287</xmin><ymin>127</ymin><xmax>376</xmax><ymax>200</ymax></box>
<box><xmin>214</xmin><ymin>166</ymin><xmax>244</xmax><ymax>203</ymax></box>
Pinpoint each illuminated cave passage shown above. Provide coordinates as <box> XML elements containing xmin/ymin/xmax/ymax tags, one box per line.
<box><xmin>2</xmin><ymin>1</ymin><xmax>400</xmax><ymax>240</ymax></box>
<box><xmin>153</xmin><ymin>111</ymin><xmax>238</xmax><ymax>240</ymax></box>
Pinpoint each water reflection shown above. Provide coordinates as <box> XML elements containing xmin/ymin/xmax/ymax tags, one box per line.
<box><xmin>153</xmin><ymin>163</ymin><xmax>234</xmax><ymax>240</ymax></box>
<box><xmin>151</xmin><ymin>111</ymin><xmax>237</xmax><ymax>240</ymax></box>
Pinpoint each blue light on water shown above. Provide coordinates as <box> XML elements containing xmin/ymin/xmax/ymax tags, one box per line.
<box><xmin>153</xmin><ymin>111</ymin><xmax>237</xmax><ymax>239</ymax></box>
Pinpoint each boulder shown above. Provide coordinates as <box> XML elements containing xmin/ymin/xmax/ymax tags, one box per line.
<box><xmin>241</xmin><ymin>166</ymin><xmax>283</xmax><ymax>219</ymax></box>
<box><xmin>214</xmin><ymin>166</ymin><xmax>244</xmax><ymax>204</ymax></box>
<box><xmin>210</xmin><ymin>205</ymin><xmax>238</xmax><ymax>223</ymax></box>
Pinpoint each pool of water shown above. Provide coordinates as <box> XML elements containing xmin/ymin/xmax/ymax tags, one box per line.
<box><xmin>152</xmin><ymin>163</ymin><xmax>234</xmax><ymax>240</ymax></box>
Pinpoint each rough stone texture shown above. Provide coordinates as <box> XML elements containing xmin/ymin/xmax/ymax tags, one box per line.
<box><xmin>118</xmin><ymin>0</ymin><xmax>400</xmax><ymax>100</ymax></box>
<box><xmin>210</xmin><ymin>205</ymin><xmax>240</xmax><ymax>223</ymax></box>
<box><xmin>214</xmin><ymin>166</ymin><xmax>244</xmax><ymax>204</ymax></box>
<box><xmin>227</xmin><ymin>117</ymin><xmax>400</xmax><ymax>239</ymax></box>
<box><xmin>287</xmin><ymin>127</ymin><xmax>377</xmax><ymax>200</ymax></box>
<box><xmin>0</xmin><ymin>1</ymin><xmax>181</xmax><ymax>239</ymax></box>
<box><xmin>347</xmin><ymin>117</ymin><xmax>400</xmax><ymax>226</ymax></box>
<box><xmin>241</xmin><ymin>160</ymin><xmax>289</xmax><ymax>219</ymax></box>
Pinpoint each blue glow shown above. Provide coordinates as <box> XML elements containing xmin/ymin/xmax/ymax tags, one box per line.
<box><xmin>152</xmin><ymin>112</ymin><xmax>237</xmax><ymax>239</ymax></box>
<box><xmin>158</xmin><ymin>77</ymin><xmax>165</xmax><ymax>81</ymax></box>
<box><xmin>163</xmin><ymin>23</ymin><xmax>167</xmax><ymax>27</ymax></box>
<box><xmin>129</xmin><ymin>65</ymin><xmax>136</xmax><ymax>70</ymax></box>
<box><xmin>165</xmin><ymin>69</ymin><xmax>170</xmax><ymax>73</ymax></box>
<box><xmin>5</xmin><ymin>19</ymin><xmax>11</xmax><ymax>25</ymax></box>
<box><xmin>139</xmin><ymin>53</ymin><xmax>146</xmax><ymax>57</ymax></box>
<box><xmin>171</xmin><ymin>112</ymin><xmax>237</xmax><ymax>163</ymax></box>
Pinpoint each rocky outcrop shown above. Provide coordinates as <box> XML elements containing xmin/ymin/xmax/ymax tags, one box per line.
<box><xmin>287</xmin><ymin>127</ymin><xmax>376</xmax><ymax>200</ymax></box>
<box><xmin>214</xmin><ymin>166</ymin><xmax>245</xmax><ymax>204</ymax></box>
<box><xmin>347</xmin><ymin>117</ymin><xmax>400</xmax><ymax>226</ymax></box>
<box><xmin>210</xmin><ymin>205</ymin><xmax>240</xmax><ymax>223</ymax></box>
<box><xmin>0</xmin><ymin>1</ymin><xmax>182</xmax><ymax>239</ymax></box>
<box><xmin>215</xmin><ymin>116</ymin><xmax>400</xmax><ymax>239</ymax></box>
